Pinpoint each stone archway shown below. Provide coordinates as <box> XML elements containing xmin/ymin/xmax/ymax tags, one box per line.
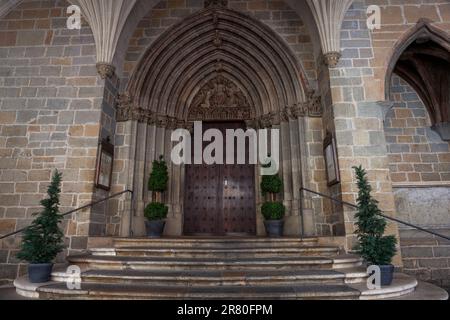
<box><xmin>385</xmin><ymin>19</ymin><xmax>450</xmax><ymax>141</ymax></box>
<box><xmin>117</xmin><ymin>6</ymin><xmax>322</xmax><ymax>237</ymax></box>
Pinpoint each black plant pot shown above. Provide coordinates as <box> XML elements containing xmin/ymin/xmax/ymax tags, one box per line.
<box><xmin>145</xmin><ymin>220</ymin><xmax>166</xmax><ymax>238</ymax></box>
<box><xmin>379</xmin><ymin>264</ymin><xmax>395</xmax><ymax>286</ymax></box>
<box><xmin>264</xmin><ymin>220</ymin><xmax>284</xmax><ymax>238</ymax></box>
<box><xmin>28</xmin><ymin>263</ymin><xmax>53</xmax><ymax>283</ymax></box>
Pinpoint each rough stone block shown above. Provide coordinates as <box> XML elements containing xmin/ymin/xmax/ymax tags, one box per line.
<box><xmin>70</xmin><ymin>236</ymin><xmax>88</xmax><ymax>250</ymax></box>
<box><xmin>0</xmin><ymin>219</ymin><xmax>16</xmax><ymax>234</ymax></box>
<box><xmin>16</xmin><ymin>30</ymin><xmax>46</xmax><ymax>46</ymax></box>
<box><xmin>0</xmin><ymin>264</ymin><xmax>17</xmax><ymax>280</ymax></box>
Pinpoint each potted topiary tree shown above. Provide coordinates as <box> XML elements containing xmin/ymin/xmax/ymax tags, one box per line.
<box><xmin>145</xmin><ymin>156</ymin><xmax>169</xmax><ymax>237</ymax></box>
<box><xmin>260</xmin><ymin>170</ymin><xmax>285</xmax><ymax>237</ymax></box>
<box><xmin>353</xmin><ymin>165</ymin><xmax>398</xmax><ymax>286</ymax></box>
<box><xmin>16</xmin><ymin>170</ymin><xmax>65</xmax><ymax>283</ymax></box>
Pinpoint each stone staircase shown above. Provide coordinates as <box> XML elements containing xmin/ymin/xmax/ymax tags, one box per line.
<box><xmin>13</xmin><ymin>237</ymin><xmax>449</xmax><ymax>300</ymax></box>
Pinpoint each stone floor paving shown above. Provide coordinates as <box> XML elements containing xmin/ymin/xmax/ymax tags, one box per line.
<box><xmin>0</xmin><ymin>287</ymin><xmax>30</xmax><ymax>300</ymax></box>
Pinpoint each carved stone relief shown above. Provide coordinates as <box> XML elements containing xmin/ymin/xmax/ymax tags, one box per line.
<box><xmin>188</xmin><ymin>75</ymin><xmax>253</xmax><ymax>121</ymax></box>
<box><xmin>116</xmin><ymin>88</ymin><xmax>323</xmax><ymax>129</ymax></box>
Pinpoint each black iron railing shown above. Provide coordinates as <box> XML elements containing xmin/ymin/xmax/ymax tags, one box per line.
<box><xmin>300</xmin><ymin>187</ymin><xmax>450</xmax><ymax>242</ymax></box>
<box><xmin>0</xmin><ymin>189</ymin><xmax>134</xmax><ymax>240</ymax></box>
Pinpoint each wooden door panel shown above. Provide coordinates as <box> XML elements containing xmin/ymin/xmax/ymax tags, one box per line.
<box><xmin>184</xmin><ymin>122</ymin><xmax>256</xmax><ymax>236</ymax></box>
<box><xmin>184</xmin><ymin>163</ymin><xmax>221</xmax><ymax>235</ymax></box>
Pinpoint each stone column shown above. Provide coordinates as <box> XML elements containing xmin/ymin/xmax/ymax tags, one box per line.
<box><xmin>131</xmin><ymin>121</ymin><xmax>149</xmax><ymax>236</ymax></box>
<box><xmin>116</xmin><ymin>120</ymin><xmax>138</xmax><ymax>237</ymax></box>
<box><xmin>295</xmin><ymin>116</ymin><xmax>317</xmax><ymax>237</ymax></box>
<box><xmin>164</xmin><ymin>127</ymin><xmax>183</xmax><ymax>236</ymax></box>
<box><xmin>280</xmin><ymin>120</ymin><xmax>302</xmax><ymax>236</ymax></box>
<box><xmin>334</xmin><ymin>100</ymin><xmax>402</xmax><ymax>265</ymax></box>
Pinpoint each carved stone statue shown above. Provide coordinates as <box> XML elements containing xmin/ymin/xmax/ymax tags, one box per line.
<box><xmin>188</xmin><ymin>75</ymin><xmax>253</xmax><ymax>121</ymax></box>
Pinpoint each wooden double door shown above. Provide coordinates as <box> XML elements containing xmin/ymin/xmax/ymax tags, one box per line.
<box><xmin>184</xmin><ymin>122</ymin><xmax>256</xmax><ymax>236</ymax></box>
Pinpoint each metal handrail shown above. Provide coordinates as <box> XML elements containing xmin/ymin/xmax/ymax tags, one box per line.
<box><xmin>0</xmin><ymin>189</ymin><xmax>134</xmax><ymax>240</ymax></box>
<box><xmin>300</xmin><ymin>187</ymin><xmax>450</xmax><ymax>242</ymax></box>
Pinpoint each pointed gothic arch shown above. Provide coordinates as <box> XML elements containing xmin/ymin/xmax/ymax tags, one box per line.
<box><xmin>121</xmin><ymin>7</ymin><xmax>314</xmax><ymax>125</ymax></box>
<box><xmin>385</xmin><ymin>19</ymin><xmax>450</xmax><ymax>140</ymax></box>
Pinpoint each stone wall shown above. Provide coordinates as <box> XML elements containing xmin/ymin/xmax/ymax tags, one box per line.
<box><xmin>328</xmin><ymin>0</ymin><xmax>450</xmax><ymax>268</ymax></box>
<box><xmin>367</xmin><ymin>0</ymin><xmax>450</xmax><ymax>101</ymax></box>
<box><xmin>328</xmin><ymin>1</ymin><xmax>401</xmax><ymax>262</ymax></box>
<box><xmin>399</xmin><ymin>228</ymin><xmax>450</xmax><ymax>290</ymax></box>
<box><xmin>386</xmin><ymin>75</ymin><xmax>450</xmax><ymax>184</ymax></box>
<box><xmin>88</xmin><ymin>72</ymin><xmax>125</xmax><ymax>239</ymax></box>
<box><xmin>395</xmin><ymin>187</ymin><xmax>450</xmax><ymax>230</ymax></box>
<box><xmin>363</xmin><ymin>0</ymin><xmax>450</xmax><ymax>286</ymax></box>
<box><xmin>386</xmin><ymin>76</ymin><xmax>450</xmax><ymax>289</ymax></box>
<box><xmin>0</xmin><ymin>0</ymin><xmax>109</xmax><ymax>284</ymax></box>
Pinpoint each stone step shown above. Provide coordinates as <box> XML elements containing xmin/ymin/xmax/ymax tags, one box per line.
<box><xmin>53</xmin><ymin>269</ymin><xmax>351</xmax><ymax>287</ymax></box>
<box><xmin>113</xmin><ymin>237</ymin><xmax>319</xmax><ymax>249</ymax></box>
<box><xmin>348</xmin><ymin>274</ymin><xmax>420</xmax><ymax>300</ymax></box>
<box><xmin>36</xmin><ymin>282</ymin><xmax>361</xmax><ymax>300</ymax></box>
<box><xmin>67</xmin><ymin>255</ymin><xmax>363</xmax><ymax>272</ymax></box>
<box><xmin>18</xmin><ymin>272</ymin><xmax>446</xmax><ymax>300</ymax></box>
<box><xmin>90</xmin><ymin>246</ymin><xmax>340</xmax><ymax>259</ymax></box>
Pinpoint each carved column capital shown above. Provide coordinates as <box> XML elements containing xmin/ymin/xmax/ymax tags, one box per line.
<box><xmin>96</xmin><ymin>62</ymin><xmax>116</xmax><ymax>79</ymax></box>
<box><xmin>116</xmin><ymin>93</ymin><xmax>186</xmax><ymax>129</ymax></box>
<box><xmin>116</xmin><ymin>92</ymin><xmax>135</xmax><ymax>122</ymax></box>
<box><xmin>306</xmin><ymin>0</ymin><xmax>353</xmax><ymax>69</ymax></box>
<box><xmin>245</xmin><ymin>119</ymin><xmax>260</xmax><ymax>130</ymax></box>
<box><xmin>323</xmin><ymin>52</ymin><xmax>342</xmax><ymax>68</ymax></box>
<box><xmin>306</xmin><ymin>91</ymin><xmax>323</xmax><ymax>117</ymax></box>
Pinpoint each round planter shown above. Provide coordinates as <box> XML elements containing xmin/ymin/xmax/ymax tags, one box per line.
<box><xmin>264</xmin><ymin>220</ymin><xmax>284</xmax><ymax>238</ymax></box>
<box><xmin>379</xmin><ymin>264</ymin><xmax>395</xmax><ymax>286</ymax></box>
<box><xmin>28</xmin><ymin>263</ymin><xmax>53</xmax><ymax>283</ymax></box>
<box><xmin>145</xmin><ymin>220</ymin><xmax>166</xmax><ymax>238</ymax></box>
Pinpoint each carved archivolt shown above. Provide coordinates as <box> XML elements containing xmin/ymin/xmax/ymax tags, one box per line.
<box><xmin>126</xmin><ymin>8</ymin><xmax>311</xmax><ymax>120</ymax></box>
<box><xmin>116</xmin><ymin>90</ymin><xmax>322</xmax><ymax>129</ymax></box>
<box><xmin>116</xmin><ymin>93</ymin><xmax>188</xmax><ymax>130</ymax></box>
<box><xmin>118</xmin><ymin>7</ymin><xmax>322</xmax><ymax>128</ymax></box>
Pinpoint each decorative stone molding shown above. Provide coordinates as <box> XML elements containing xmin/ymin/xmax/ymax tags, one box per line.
<box><xmin>241</xmin><ymin>91</ymin><xmax>324</xmax><ymax>129</ymax></box>
<box><xmin>116</xmin><ymin>93</ymin><xmax>186</xmax><ymax>130</ymax></box>
<box><xmin>306</xmin><ymin>90</ymin><xmax>323</xmax><ymax>117</ymax></box>
<box><xmin>70</xmin><ymin>0</ymin><xmax>137</xmax><ymax>76</ymax></box>
<box><xmin>323</xmin><ymin>52</ymin><xmax>342</xmax><ymax>68</ymax></box>
<box><xmin>244</xmin><ymin>119</ymin><xmax>260</xmax><ymax>130</ymax></box>
<box><xmin>118</xmin><ymin>88</ymin><xmax>322</xmax><ymax>130</ymax></box>
<box><xmin>290</xmin><ymin>91</ymin><xmax>323</xmax><ymax>119</ymax></box>
<box><xmin>96</xmin><ymin>62</ymin><xmax>116</xmax><ymax>79</ymax></box>
<box><xmin>306</xmin><ymin>0</ymin><xmax>353</xmax><ymax>68</ymax></box>
<box><xmin>126</xmin><ymin>8</ymin><xmax>308</xmax><ymax>121</ymax></box>
<box><xmin>188</xmin><ymin>75</ymin><xmax>254</xmax><ymax>121</ymax></box>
